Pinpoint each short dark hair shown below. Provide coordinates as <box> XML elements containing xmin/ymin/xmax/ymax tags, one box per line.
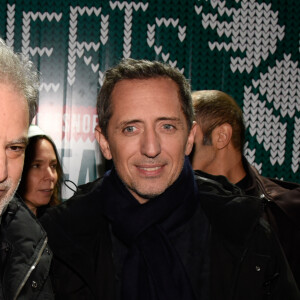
<box><xmin>97</xmin><ymin>58</ymin><xmax>194</xmax><ymax>136</ymax></box>
<box><xmin>192</xmin><ymin>90</ymin><xmax>245</xmax><ymax>152</ymax></box>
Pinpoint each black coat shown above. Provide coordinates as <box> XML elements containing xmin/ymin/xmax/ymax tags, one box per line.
<box><xmin>241</xmin><ymin>156</ymin><xmax>300</xmax><ymax>288</ymax></box>
<box><xmin>0</xmin><ymin>197</ymin><xmax>54</xmax><ymax>300</ymax></box>
<box><xmin>195</xmin><ymin>171</ymin><xmax>300</xmax><ymax>300</ymax></box>
<box><xmin>40</xmin><ymin>179</ymin><xmax>115</xmax><ymax>300</ymax></box>
<box><xmin>40</xmin><ymin>173</ymin><xmax>300</xmax><ymax>300</ymax></box>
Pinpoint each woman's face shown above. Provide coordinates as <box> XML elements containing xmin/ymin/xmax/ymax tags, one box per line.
<box><xmin>24</xmin><ymin>138</ymin><xmax>58</xmax><ymax>214</ymax></box>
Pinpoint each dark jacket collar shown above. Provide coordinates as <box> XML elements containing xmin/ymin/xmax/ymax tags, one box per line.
<box><xmin>242</xmin><ymin>156</ymin><xmax>300</xmax><ymax>228</ymax></box>
<box><xmin>77</xmin><ymin>169</ymin><xmax>263</xmax><ymax>247</ymax></box>
<box><xmin>194</xmin><ymin>170</ymin><xmax>262</xmax><ymax>245</ymax></box>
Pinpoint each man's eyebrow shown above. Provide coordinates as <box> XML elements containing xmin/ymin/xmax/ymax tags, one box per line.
<box><xmin>117</xmin><ymin>117</ymin><xmax>184</xmax><ymax>128</ymax></box>
<box><xmin>157</xmin><ymin>117</ymin><xmax>182</xmax><ymax>122</ymax></box>
<box><xmin>8</xmin><ymin>137</ymin><xmax>28</xmax><ymax>145</ymax></box>
<box><xmin>118</xmin><ymin>119</ymin><xmax>143</xmax><ymax>127</ymax></box>
<box><xmin>157</xmin><ymin>117</ymin><xmax>185</xmax><ymax>127</ymax></box>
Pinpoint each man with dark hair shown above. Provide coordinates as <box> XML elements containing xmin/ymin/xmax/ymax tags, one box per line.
<box><xmin>41</xmin><ymin>60</ymin><xmax>299</xmax><ymax>300</ymax></box>
<box><xmin>0</xmin><ymin>38</ymin><xmax>54</xmax><ymax>299</ymax></box>
<box><xmin>191</xmin><ymin>89</ymin><xmax>300</xmax><ymax>289</ymax></box>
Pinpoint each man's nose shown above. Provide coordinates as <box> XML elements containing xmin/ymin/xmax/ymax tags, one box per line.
<box><xmin>140</xmin><ymin>128</ymin><xmax>161</xmax><ymax>158</ymax></box>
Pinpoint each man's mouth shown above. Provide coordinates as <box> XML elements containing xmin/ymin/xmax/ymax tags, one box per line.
<box><xmin>139</xmin><ymin>166</ymin><xmax>161</xmax><ymax>171</ymax></box>
<box><xmin>0</xmin><ymin>189</ymin><xmax>7</xmax><ymax>197</ymax></box>
<box><xmin>136</xmin><ymin>164</ymin><xmax>165</xmax><ymax>176</ymax></box>
<box><xmin>0</xmin><ymin>185</ymin><xmax>9</xmax><ymax>195</ymax></box>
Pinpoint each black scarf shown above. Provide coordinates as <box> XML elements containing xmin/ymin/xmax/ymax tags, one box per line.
<box><xmin>100</xmin><ymin>157</ymin><xmax>199</xmax><ymax>300</ymax></box>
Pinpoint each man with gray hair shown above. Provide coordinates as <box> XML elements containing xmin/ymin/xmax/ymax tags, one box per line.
<box><xmin>0</xmin><ymin>38</ymin><xmax>54</xmax><ymax>299</ymax></box>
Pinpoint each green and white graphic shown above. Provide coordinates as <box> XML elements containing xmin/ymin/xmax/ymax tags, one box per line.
<box><xmin>1</xmin><ymin>0</ymin><xmax>299</xmax><ymax>197</ymax></box>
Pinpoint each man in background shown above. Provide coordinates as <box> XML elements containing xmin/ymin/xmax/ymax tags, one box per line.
<box><xmin>41</xmin><ymin>59</ymin><xmax>299</xmax><ymax>300</ymax></box>
<box><xmin>191</xmin><ymin>89</ymin><xmax>300</xmax><ymax>288</ymax></box>
<box><xmin>0</xmin><ymin>38</ymin><xmax>54</xmax><ymax>299</ymax></box>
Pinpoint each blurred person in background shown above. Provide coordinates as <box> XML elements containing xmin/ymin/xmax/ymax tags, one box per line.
<box><xmin>190</xmin><ymin>89</ymin><xmax>300</xmax><ymax>288</ymax></box>
<box><xmin>17</xmin><ymin>124</ymin><xmax>63</xmax><ymax>217</ymax></box>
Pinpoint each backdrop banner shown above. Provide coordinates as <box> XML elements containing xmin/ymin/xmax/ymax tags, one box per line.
<box><xmin>1</xmin><ymin>0</ymin><xmax>299</xmax><ymax>199</ymax></box>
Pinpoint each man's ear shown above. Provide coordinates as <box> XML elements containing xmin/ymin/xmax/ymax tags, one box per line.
<box><xmin>213</xmin><ymin>123</ymin><xmax>232</xmax><ymax>150</ymax></box>
<box><xmin>185</xmin><ymin>121</ymin><xmax>197</xmax><ymax>155</ymax></box>
<box><xmin>192</xmin><ymin>123</ymin><xmax>202</xmax><ymax>145</ymax></box>
<box><xmin>95</xmin><ymin>125</ymin><xmax>112</xmax><ymax>160</ymax></box>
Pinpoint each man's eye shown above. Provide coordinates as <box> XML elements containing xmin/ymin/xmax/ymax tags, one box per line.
<box><xmin>123</xmin><ymin>126</ymin><xmax>136</xmax><ymax>133</ymax></box>
<box><xmin>6</xmin><ymin>145</ymin><xmax>25</xmax><ymax>158</ymax></box>
<box><xmin>163</xmin><ymin>124</ymin><xmax>175</xmax><ymax>130</ymax></box>
<box><xmin>10</xmin><ymin>146</ymin><xmax>25</xmax><ymax>152</ymax></box>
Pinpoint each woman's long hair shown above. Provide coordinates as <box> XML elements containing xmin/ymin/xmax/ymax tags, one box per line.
<box><xmin>17</xmin><ymin>135</ymin><xmax>63</xmax><ymax>215</ymax></box>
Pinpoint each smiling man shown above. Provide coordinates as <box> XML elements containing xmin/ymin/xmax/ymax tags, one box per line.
<box><xmin>96</xmin><ymin>77</ymin><xmax>194</xmax><ymax>203</ymax></box>
<box><xmin>41</xmin><ymin>59</ymin><xmax>300</xmax><ymax>300</ymax></box>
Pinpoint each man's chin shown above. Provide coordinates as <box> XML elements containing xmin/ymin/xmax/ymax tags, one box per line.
<box><xmin>0</xmin><ymin>182</ymin><xmax>19</xmax><ymax>215</ymax></box>
<box><xmin>0</xmin><ymin>192</ymin><xmax>14</xmax><ymax>215</ymax></box>
<box><xmin>132</xmin><ymin>186</ymin><xmax>167</xmax><ymax>202</ymax></box>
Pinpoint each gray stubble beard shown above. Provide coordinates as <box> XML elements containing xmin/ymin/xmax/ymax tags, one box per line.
<box><xmin>0</xmin><ymin>178</ymin><xmax>20</xmax><ymax>216</ymax></box>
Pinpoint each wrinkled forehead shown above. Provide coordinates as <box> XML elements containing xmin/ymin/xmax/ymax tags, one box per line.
<box><xmin>0</xmin><ymin>82</ymin><xmax>29</xmax><ymax>129</ymax></box>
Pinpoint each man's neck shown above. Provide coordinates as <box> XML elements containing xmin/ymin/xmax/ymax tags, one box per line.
<box><xmin>192</xmin><ymin>148</ymin><xmax>246</xmax><ymax>184</ymax></box>
<box><xmin>222</xmin><ymin>158</ymin><xmax>246</xmax><ymax>184</ymax></box>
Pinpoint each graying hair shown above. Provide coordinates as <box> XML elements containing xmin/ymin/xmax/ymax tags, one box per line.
<box><xmin>0</xmin><ymin>38</ymin><xmax>39</xmax><ymax>123</ymax></box>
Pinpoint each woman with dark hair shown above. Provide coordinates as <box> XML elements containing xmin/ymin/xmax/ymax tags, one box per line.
<box><xmin>17</xmin><ymin>125</ymin><xmax>63</xmax><ymax>217</ymax></box>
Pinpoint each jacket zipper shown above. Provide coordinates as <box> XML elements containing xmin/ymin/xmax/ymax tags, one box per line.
<box><xmin>13</xmin><ymin>237</ymin><xmax>48</xmax><ymax>300</ymax></box>
<box><xmin>255</xmin><ymin>177</ymin><xmax>272</xmax><ymax>203</ymax></box>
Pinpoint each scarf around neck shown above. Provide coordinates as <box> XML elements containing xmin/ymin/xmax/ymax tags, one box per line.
<box><xmin>100</xmin><ymin>157</ymin><xmax>200</xmax><ymax>300</ymax></box>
